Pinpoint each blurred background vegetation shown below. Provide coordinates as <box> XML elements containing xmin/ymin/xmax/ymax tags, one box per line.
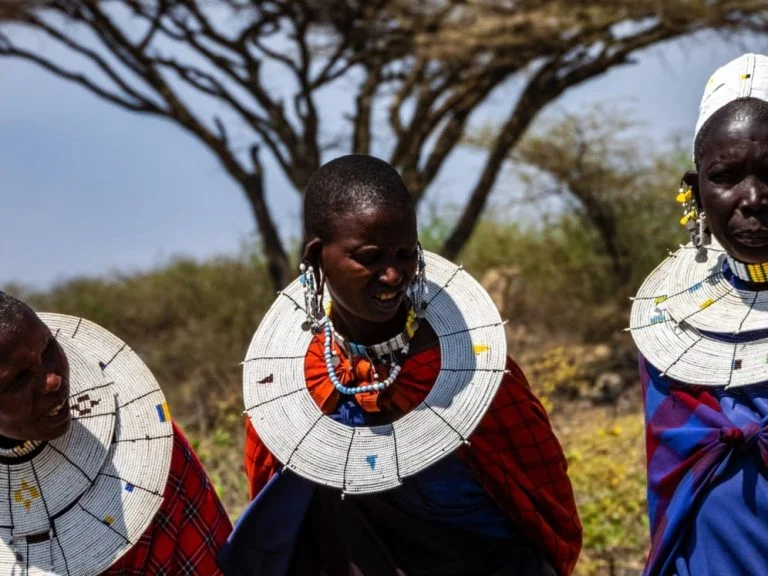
<box><xmin>5</xmin><ymin>1</ymin><xmax>760</xmax><ymax>574</ymax></box>
<box><xmin>6</xmin><ymin>109</ymin><xmax>685</xmax><ymax>575</ymax></box>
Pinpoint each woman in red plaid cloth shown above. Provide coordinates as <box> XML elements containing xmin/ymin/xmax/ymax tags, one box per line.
<box><xmin>222</xmin><ymin>155</ymin><xmax>581</xmax><ymax>576</ymax></box>
<box><xmin>0</xmin><ymin>292</ymin><xmax>232</xmax><ymax>575</ymax></box>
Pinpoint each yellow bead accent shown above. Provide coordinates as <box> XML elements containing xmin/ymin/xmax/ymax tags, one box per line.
<box><xmin>104</xmin><ymin>515</ymin><xmax>115</xmax><ymax>525</ymax></box>
<box><xmin>473</xmin><ymin>344</ymin><xmax>491</xmax><ymax>355</ymax></box>
<box><xmin>676</xmin><ymin>189</ymin><xmax>693</xmax><ymax>203</ymax></box>
<box><xmin>748</xmin><ymin>264</ymin><xmax>767</xmax><ymax>283</ymax></box>
<box><xmin>699</xmin><ymin>299</ymin><xmax>714</xmax><ymax>310</ymax></box>
<box><xmin>14</xmin><ymin>480</ymin><xmax>40</xmax><ymax>512</ymax></box>
<box><xmin>680</xmin><ymin>211</ymin><xmax>696</xmax><ymax>226</ymax></box>
<box><xmin>158</xmin><ymin>402</ymin><xmax>171</xmax><ymax>423</ymax></box>
<box><xmin>327</xmin><ymin>299</ymin><xmax>418</xmax><ymax>340</ymax></box>
<box><xmin>654</xmin><ymin>296</ymin><xmax>668</xmax><ymax>305</ymax></box>
<box><xmin>405</xmin><ymin>307</ymin><xmax>417</xmax><ymax>338</ymax></box>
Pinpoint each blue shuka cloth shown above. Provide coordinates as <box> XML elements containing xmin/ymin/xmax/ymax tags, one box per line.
<box><xmin>642</xmin><ymin>359</ymin><xmax>768</xmax><ymax>576</ymax></box>
<box><xmin>218</xmin><ymin>400</ymin><xmax>518</xmax><ymax>576</ymax></box>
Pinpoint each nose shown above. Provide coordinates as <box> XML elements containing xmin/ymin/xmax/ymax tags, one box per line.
<box><xmin>739</xmin><ymin>177</ymin><xmax>768</xmax><ymax>216</ymax></box>
<box><xmin>44</xmin><ymin>372</ymin><xmax>62</xmax><ymax>394</ymax></box>
<box><xmin>379</xmin><ymin>265</ymin><xmax>404</xmax><ymax>287</ymax></box>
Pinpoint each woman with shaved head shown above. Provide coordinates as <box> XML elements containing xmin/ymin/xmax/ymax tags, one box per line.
<box><xmin>0</xmin><ymin>292</ymin><xmax>232</xmax><ymax>575</ymax></box>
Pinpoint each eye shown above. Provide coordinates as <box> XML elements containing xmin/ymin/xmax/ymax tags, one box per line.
<box><xmin>5</xmin><ymin>369</ymin><xmax>33</xmax><ymax>393</ymax></box>
<box><xmin>42</xmin><ymin>338</ymin><xmax>67</xmax><ymax>372</ymax></box>
<box><xmin>41</xmin><ymin>338</ymin><xmax>56</xmax><ymax>361</ymax></box>
<box><xmin>708</xmin><ymin>165</ymin><xmax>742</xmax><ymax>185</ymax></box>
<box><xmin>350</xmin><ymin>248</ymin><xmax>382</xmax><ymax>266</ymax></box>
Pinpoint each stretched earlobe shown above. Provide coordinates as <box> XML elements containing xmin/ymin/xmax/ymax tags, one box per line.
<box><xmin>682</xmin><ymin>170</ymin><xmax>700</xmax><ymax>208</ymax></box>
<box><xmin>301</xmin><ymin>238</ymin><xmax>324</xmax><ymax>279</ymax></box>
<box><xmin>407</xmin><ymin>242</ymin><xmax>428</xmax><ymax>317</ymax></box>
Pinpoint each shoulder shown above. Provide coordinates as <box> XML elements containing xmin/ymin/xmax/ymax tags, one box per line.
<box><xmin>477</xmin><ymin>356</ymin><xmax>550</xmax><ymax>429</ymax></box>
<box><xmin>170</xmin><ymin>422</ymin><xmax>200</xmax><ymax>468</ymax></box>
<box><xmin>504</xmin><ymin>355</ymin><xmax>531</xmax><ymax>387</ymax></box>
<box><xmin>165</xmin><ymin>422</ymin><xmax>215</xmax><ymax>500</ymax></box>
<box><xmin>497</xmin><ymin>355</ymin><xmax>538</xmax><ymax>402</ymax></box>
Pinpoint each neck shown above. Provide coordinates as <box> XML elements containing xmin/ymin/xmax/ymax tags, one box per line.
<box><xmin>330</xmin><ymin>303</ymin><xmax>409</xmax><ymax>346</ymax></box>
<box><xmin>725</xmin><ymin>253</ymin><xmax>768</xmax><ymax>285</ymax></box>
<box><xmin>0</xmin><ymin>434</ymin><xmax>23</xmax><ymax>449</ymax></box>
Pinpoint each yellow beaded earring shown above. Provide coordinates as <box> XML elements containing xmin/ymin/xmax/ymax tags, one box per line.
<box><xmin>676</xmin><ymin>183</ymin><xmax>710</xmax><ymax>262</ymax></box>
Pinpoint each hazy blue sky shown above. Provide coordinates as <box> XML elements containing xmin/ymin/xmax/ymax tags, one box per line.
<box><xmin>2</xmin><ymin>28</ymin><xmax>767</xmax><ymax>289</ymax></box>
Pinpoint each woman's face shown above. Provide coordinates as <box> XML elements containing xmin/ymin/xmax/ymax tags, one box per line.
<box><xmin>0</xmin><ymin>309</ymin><xmax>71</xmax><ymax>441</ymax></box>
<box><xmin>317</xmin><ymin>204</ymin><xmax>419</xmax><ymax>328</ymax></box>
<box><xmin>693</xmin><ymin>103</ymin><xmax>768</xmax><ymax>263</ymax></box>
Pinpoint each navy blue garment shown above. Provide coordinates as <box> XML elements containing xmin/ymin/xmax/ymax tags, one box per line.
<box><xmin>219</xmin><ymin>400</ymin><xmax>546</xmax><ymax>576</ymax></box>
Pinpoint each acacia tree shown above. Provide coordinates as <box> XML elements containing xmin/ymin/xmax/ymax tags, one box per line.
<box><xmin>0</xmin><ymin>1</ymin><xmax>765</xmax><ymax>289</ymax></box>
<box><xmin>465</xmin><ymin>106</ymin><xmax>687</xmax><ymax>288</ymax></box>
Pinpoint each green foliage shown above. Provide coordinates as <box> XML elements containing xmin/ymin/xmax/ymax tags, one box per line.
<box><xmin>562</xmin><ymin>412</ymin><xmax>649</xmax><ymax>576</ymax></box>
<box><xmin>10</xmin><ymin>255</ymin><xmax>276</xmax><ymax>516</ymax></box>
<box><xmin>458</xmin><ymin>108</ymin><xmax>688</xmax><ymax>340</ymax></box>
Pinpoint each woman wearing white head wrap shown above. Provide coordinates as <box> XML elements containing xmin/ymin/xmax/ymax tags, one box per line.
<box><xmin>628</xmin><ymin>53</ymin><xmax>768</xmax><ymax>576</ymax></box>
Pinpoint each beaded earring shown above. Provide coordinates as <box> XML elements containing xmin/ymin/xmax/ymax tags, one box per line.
<box><xmin>408</xmin><ymin>243</ymin><xmax>428</xmax><ymax>318</ymax></box>
<box><xmin>299</xmin><ymin>262</ymin><xmax>323</xmax><ymax>333</ymax></box>
<box><xmin>677</xmin><ymin>183</ymin><xmax>710</xmax><ymax>262</ymax></box>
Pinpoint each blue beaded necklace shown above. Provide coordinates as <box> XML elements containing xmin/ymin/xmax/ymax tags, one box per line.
<box><xmin>323</xmin><ymin>315</ymin><xmax>410</xmax><ymax>396</ymax></box>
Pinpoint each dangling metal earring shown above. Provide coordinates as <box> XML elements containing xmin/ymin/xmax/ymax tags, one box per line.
<box><xmin>408</xmin><ymin>242</ymin><xmax>428</xmax><ymax>318</ymax></box>
<box><xmin>299</xmin><ymin>262</ymin><xmax>323</xmax><ymax>332</ymax></box>
<box><xmin>696</xmin><ymin>211</ymin><xmax>711</xmax><ymax>262</ymax></box>
<box><xmin>677</xmin><ymin>183</ymin><xmax>709</xmax><ymax>262</ymax></box>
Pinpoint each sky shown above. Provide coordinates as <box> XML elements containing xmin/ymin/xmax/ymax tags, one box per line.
<box><xmin>1</xmin><ymin>24</ymin><xmax>767</xmax><ymax>290</ymax></box>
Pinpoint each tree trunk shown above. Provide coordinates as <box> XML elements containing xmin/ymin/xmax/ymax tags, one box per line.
<box><xmin>242</xmin><ymin>174</ymin><xmax>292</xmax><ymax>291</ymax></box>
<box><xmin>441</xmin><ymin>81</ymin><xmax>555</xmax><ymax>260</ymax></box>
<box><xmin>580</xmin><ymin>200</ymin><xmax>628</xmax><ymax>285</ymax></box>
<box><xmin>570</xmin><ymin>182</ymin><xmax>630</xmax><ymax>285</ymax></box>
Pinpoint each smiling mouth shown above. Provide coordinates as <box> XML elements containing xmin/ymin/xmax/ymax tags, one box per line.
<box><xmin>375</xmin><ymin>291</ymin><xmax>400</xmax><ymax>302</ymax></box>
<box><xmin>46</xmin><ymin>402</ymin><xmax>67</xmax><ymax>417</ymax></box>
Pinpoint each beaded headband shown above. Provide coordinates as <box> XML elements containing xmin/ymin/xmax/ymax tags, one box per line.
<box><xmin>694</xmin><ymin>53</ymin><xmax>768</xmax><ymax>158</ymax></box>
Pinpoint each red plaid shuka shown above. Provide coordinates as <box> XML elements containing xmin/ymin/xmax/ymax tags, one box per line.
<box><xmin>245</xmin><ymin>338</ymin><xmax>582</xmax><ymax>576</ymax></box>
<box><xmin>105</xmin><ymin>422</ymin><xmax>232</xmax><ymax>575</ymax></box>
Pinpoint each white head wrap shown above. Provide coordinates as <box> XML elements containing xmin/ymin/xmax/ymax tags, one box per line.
<box><xmin>693</xmin><ymin>53</ymin><xmax>768</xmax><ymax>158</ymax></box>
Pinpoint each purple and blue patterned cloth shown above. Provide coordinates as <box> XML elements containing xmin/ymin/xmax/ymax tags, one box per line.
<box><xmin>641</xmin><ymin>357</ymin><xmax>768</xmax><ymax>575</ymax></box>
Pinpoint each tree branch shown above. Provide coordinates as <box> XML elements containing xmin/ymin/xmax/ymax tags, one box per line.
<box><xmin>388</xmin><ymin>57</ymin><xmax>426</xmax><ymax>138</ymax></box>
<box><xmin>291</xmin><ymin>13</ymin><xmax>321</xmax><ymax>182</ymax></box>
<box><xmin>441</xmin><ymin>58</ymin><xmax>564</xmax><ymax>260</ymax></box>
<box><xmin>440</xmin><ymin>20</ymin><xmax>687</xmax><ymax>260</ymax></box>
<box><xmin>23</xmin><ymin>12</ymin><xmax>160</xmax><ymax>108</ymax></box>
<box><xmin>351</xmin><ymin>64</ymin><xmax>382</xmax><ymax>154</ymax></box>
<box><xmin>0</xmin><ymin>33</ymin><xmax>156</xmax><ymax>112</ymax></box>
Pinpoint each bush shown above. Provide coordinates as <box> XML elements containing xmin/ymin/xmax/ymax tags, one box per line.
<box><xmin>13</xmin><ymin>255</ymin><xmax>275</xmax><ymax>515</ymax></box>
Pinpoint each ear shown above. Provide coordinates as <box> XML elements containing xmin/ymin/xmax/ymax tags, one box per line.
<box><xmin>682</xmin><ymin>170</ymin><xmax>701</xmax><ymax>208</ymax></box>
<box><xmin>301</xmin><ymin>237</ymin><xmax>323</xmax><ymax>271</ymax></box>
